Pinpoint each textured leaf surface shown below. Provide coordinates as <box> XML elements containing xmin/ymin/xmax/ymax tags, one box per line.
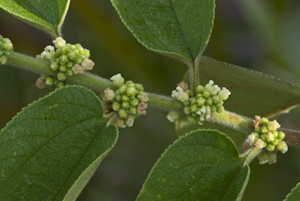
<box><xmin>285</xmin><ymin>182</ymin><xmax>300</xmax><ymax>201</ymax></box>
<box><xmin>0</xmin><ymin>86</ymin><xmax>118</xmax><ymax>201</ymax></box>
<box><xmin>111</xmin><ymin>0</ymin><xmax>215</xmax><ymax>63</ymax></box>
<box><xmin>0</xmin><ymin>0</ymin><xmax>70</xmax><ymax>37</ymax></box>
<box><xmin>137</xmin><ymin>129</ymin><xmax>249</xmax><ymax>201</ymax></box>
<box><xmin>199</xmin><ymin>56</ymin><xmax>300</xmax><ymax>118</ymax></box>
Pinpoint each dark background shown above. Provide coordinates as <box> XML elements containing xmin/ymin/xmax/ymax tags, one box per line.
<box><xmin>1</xmin><ymin>0</ymin><xmax>300</xmax><ymax>200</ymax></box>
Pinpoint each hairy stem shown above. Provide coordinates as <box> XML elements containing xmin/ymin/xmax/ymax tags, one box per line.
<box><xmin>5</xmin><ymin>51</ymin><xmax>300</xmax><ymax>146</ymax></box>
<box><xmin>241</xmin><ymin>146</ymin><xmax>263</xmax><ymax>166</ymax></box>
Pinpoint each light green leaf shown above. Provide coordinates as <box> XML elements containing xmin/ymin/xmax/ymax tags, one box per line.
<box><xmin>0</xmin><ymin>0</ymin><xmax>71</xmax><ymax>37</ymax></box>
<box><xmin>0</xmin><ymin>85</ymin><xmax>118</xmax><ymax>201</ymax></box>
<box><xmin>137</xmin><ymin>129</ymin><xmax>250</xmax><ymax>201</ymax></box>
<box><xmin>111</xmin><ymin>0</ymin><xmax>215</xmax><ymax>64</ymax></box>
<box><xmin>285</xmin><ymin>182</ymin><xmax>300</xmax><ymax>201</ymax></box>
<box><xmin>199</xmin><ymin>56</ymin><xmax>300</xmax><ymax>118</ymax></box>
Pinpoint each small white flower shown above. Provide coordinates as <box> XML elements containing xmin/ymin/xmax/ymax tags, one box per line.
<box><xmin>81</xmin><ymin>58</ymin><xmax>94</xmax><ymax>70</ymax></box>
<box><xmin>110</xmin><ymin>73</ymin><xmax>125</xmax><ymax>87</ymax></box>
<box><xmin>171</xmin><ymin>86</ymin><xmax>189</xmax><ymax>102</ymax></box>
<box><xmin>53</xmin><ymin>37</ymin><xmax>66</xmax><ymax>49</ymax></box>
<box><xmin>245</xmin><ymin>134</ymin><xmax>256</xmax><ymax>146</ymax></box>
<box><xmin>166</xmin><ymin>111</ymin><xmax>179</xmax><ymax>123</ymax></box>
<box><xmin>218</xmin><ymin>87</ymin><xmax>231</xmax><ymax>100</ymax></box>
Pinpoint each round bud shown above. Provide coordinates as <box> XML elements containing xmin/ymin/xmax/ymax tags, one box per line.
<box><xmin>261</xmin><ymin>117</ymin><xmax>269</xmax><ymax>125</ymax></box>
<box><xmin>56</xmin><ymin>81</ymin><xmax>65</xmax><ymax>87</ymax></box>
<box><xmin>184</xmin><ymin>106</ymin><xmax>191</xmax><ymax>114</ymax></box>
<box><xmin>66</xmin><ymin>61</ymin><xmax>73</xmax><ymax>68</ymax></box>
<box><xmin>211</xmin><ymin>105</ymin><xmax>217</xmax><ymax>112</ymax></box>
<box><xmin>66</xmin><ymin>69</ymin><xmax>73</xmax><ymax>76</ymax></box>
<box><xmin>112</xmin><ymin>102</ymin><xmax>121</xmax><ymax>111</ymax></box>
<box><xmin>57</xmin><ymin>72</ymin><xmax>67</xmax><ymax>81</ymax></box>
<box><xmin>84</xmin><ymin>49</ymin><xmax>90</xmax><ymax>58</ymax></box>
<box><xmin>260</xmin><ymin>126</ymin><xmax>268</xmax><ymax>134</ymax></box>
<box><xmin>60</xmin><ymin>55</ymin><xmax>68</xmax><ymax>64</ymax></box>
<box><xmin>50</xmin><ymin>62</ymin><xmax>59</xmax><ymax>71</ymax></box>
<box><xmin>59</xmin><ymin>65</ymin><xmax>67</xmax><ymax>72</ymax></box>
<box><xmin>187</xmin><ymin>116</ymin><xmax>197</xmax><ymax>124</ymax></box>
<box><xmin>119</xmin><ymin>85</ymin><xmax>127</xmax><ymax>95</ymax></box>
<box><xmin>203</xmin><ymin>91</ymin><xmax>210</xmax><ymax>99</ymax></box>
<box><xmin>206</xmin><ymin>98</ymin><xmax>213</xmax><ymax>106</ymax></box>
<box><xmin>0</xmin><ymin>56</ymin><xmax>7</xmax><ymax>65</ymax></box>
<box><xmin>278</xmin><ymin>131</ymin><xmax>285</xmax><ymax>140</ymax></box>
<box><xmin>68</xmin><ymin>52</ymin><xmax>77</xmax><ymax>60</ymax></box>
<box><xmin>190</xmin><ymin>104</ymin><xmax>198</xmax><ymax>113</ymax></box>
<box><xmin>45</xmin><ymin>77</ymin><xmax>54</xmax><ymax>86</ymax></box>
<box><xmin>122</xmin><ymin>101</ymin><xmax>130</xmax><ymax>109</ymax></box>
<box><xmin>216</xmin><ymin>106</ymin><xmax>224</xmax><ymax>113</ymax></box>
<box><xmin>266</xmin><ymin>144</ymin><xmax>275</xmax><ymax>152</ymax></box>
<box><xmin>127</xmin><ymin>87</ymin><xmax>137</xmax><ymax>96</ymax></box>
<box><xmin>131</xmin><ymin>98</ymin><xmax>139</xmax><ymax>106</ymax></box>
<box><xmin>190</xmin><ymin>97</ymin><xmax>196</xmax><ymax>105</ymax></box>
<box><xmin>276</xmin><ymin>141</ymin><xmax>288</xmax><ymax>153</ymax></box>
<box><xmin>119</xmin><ymin>109</ymin><xmax>128</xmax><ymax>118</ymax></box>
<box><xmin>196</xmin><ymin>85</ymin><xmax>204</xmax><ymax>93</ymax></box>
<box><xmin>121</xmin><ymin>95</ymin><xmax>130</xmax><ymax>102</ymax></box>
<box><xmin>129</xmin><ymin>107</ymin><xmax>137</xmax><ymax>115</ymax></box>
<box><xmin>135</xmin><ymin>83</ymin><xmax>144</xmax><ymax>92</ymax></box>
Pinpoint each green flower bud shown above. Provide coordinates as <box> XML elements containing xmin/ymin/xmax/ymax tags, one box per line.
<box><xmin>57</xmin><ymin>72</ymin><xmax>67</xmax><ymax>81</ymax></box>
<box><xmin>59</xmin><ymin>65</ymin><xmax>67</xmax><ymax>72</ymax></box>
<box><xmin>0</xmin><ymin>56</ymin><xmax>7</xmax><ymax>65</ymax></box>
<box><xmin>127</xmin><ymin>87</ymin><xmax>137</xmax><ymax>96</ymax></box>
<box><xmin>258</xmin><ymin>152</ymin><xmax>269</xmax><ymax>165</ymax></box>
<box><xmin>184</xmin><ymin>100</ymin><xmax>190</xmax><ymax>106</ymax></box>
<box><xmin>84</xmin><ymin>49</ymin><xmax>90</xmax><ymax>58</ymax></box>
<box><xmin>115</xmin><ymin>118</ymin><xmax>126</xmax><ymax>128</ymax></box>
<box><xmin>184</xmin><ymin>106</ymin><xmax>191</xmax><ymax>114</ymax></box>
<box><xmin>196</xmin><ymin>85</ymin><xmax>204</xmax><ymax>93</ymax></box>
<box><xmin>276</xmin><ymin>141</ymin><xmax>288</xmax><ymax>153</ymax></box>
<box><xmin>56</xmin><ymin>49</ymin><xmax>62</xmax><ymax>57</ymax></box>
<box><xmin>68</xmin><ymin>52</ymin><xmax>77</xmax><ymax>60</ymax></box>
<box><xmin>196</xmin><ymin>93</ymin><xmax>202</xmax><ymax>99</ymax></box>
<box><xmin>4</xmin><ymin>42</ymin><xmax>13</xmax><ymax>51</ymax></box>
<box><xmin>121</xmin><ymin>95</ymin><xmax>130</xmax><ymax>102</ymax></box>
<box><xmin>254</xmin><ymin>127</ymin><xmax>261</xmax><ymax>133</ymax></box>
<box><xmin>135</xmin><ymin>83</ymin><xmax>144</xmax><ymax>92</ymax></box>
<box><xmin>196</xmin><ymin>97</ymin><xmax>205</xmax><ymax>106</ymax></box>
<box><xmin>278</xmin><ymin>131</ymin><xmax>285</xmax><ymax>140</ymax></box>
<box><xmin>119</xmin><ymin>109</ymin><xmax>128</xmax><ymax>118</ymax></box>
<box><xmin>186</xmin><ymin>89</ymin><xmax>192</xmax><ymax>96</ymax></box>
<box><xmin>110</xmin><ymin>73</ymin><xmax>125</xmax><ymax>87</ymax></box>
<box><xmin>66</xmin><ymin>69</ymin><xmax>73</xmax><ymax>76</ymax></box>
<box><xmin>119</xmin><ymin>85</ymin><xmax>127</xmax><ymax>94</ymax></box>
<box><xmin>260</xmin><ymin>134</ymin><xmax>267</xmax><ymax>141</ymax></box>
<box><xmin>261</xmin><ymin>117</ymin><xmax>269</xmax><ymax>125</ymax></box>
<box><xmin>211</xmin><ymin>105</ymin><xmax>217</xmax><ymax>112</ymax></box>
<box><xmin>60</xmin><ymin>55</ymin><xmax>68</xmax><ymax>64</ymax></box>
<box><xmin>206</xmin><ymin>98</ymin><xmax>213</xmax><ymax>106</ymax></box>
<box><xmin>266</xmin><ymin>144</ymin><xmax>275</xmax><ymax>152</ymax></box>
<box><xmin>50</xmin><ymin>62</ymin><xmax>59</xmax><ymax>71</ymax></box>
<box><xmin>116</xmin><ymin>95</ymin><xmax>122</xmax><ymax>102</ymax></box>
<box><xmin>41</xmin><ymin>74</ymin><xmax>48</xmax><ymax>80</ymax></box>
<box><xmin>190</xmin><ymin>97</ymin><xmax>196</xmax><ymax>105</ymax></box>
<box><xmin>272</xmin><ymin>131</ymin><xmax>278</xmax><ymax>138</ymax></box>
<box><xmin>61</xmin><ymin>45</ymin><xmax>70</xmax><ymax>54</ymax></box>
<box><xmin>112</xmin><ymin>102</ymin><xmax>121</xmax><ymax>111</ymax></box>
<box><xmin>266</xmin><ymin>132</ymin><xmax>274</xmax><ymax>142</ymax></box>
<box><xmin>75</xmin><ymin>57</ymin><xmax>83</xmax><ymax>64</ymax></box>
<box><xmin>216</xmin><ymin>106</ymin><xmax>224</xmax><ymax>113</ymax></box>
<box><xmin>131</xmin><ymin>98</ymin><xmax>139</xmax><ymax>106</ymax></box>
<box><xmin>56</xmin><ymin>81</ymin><xmax>65</xmax><ymax>87</ymax></box>
<box><xmin>260</xmin><ymin>126</ymin><xmax>268</xmax><ymax>134</ymax></box>
<box><xmin>129</xmin><ymin>107</ymin><xmax>137</xmax><ymax>115</ymax></box>
<box><xmin>203</xmin><ymin>91</ymin><xmax>210</xmax><ymax>99</ymax></box>
<box><xmin>66</xmin><ymin>61</ymin><xmax>73</xmax><ymax>68</ymax></box>
<box><xmin>271</xmin><ymin>139</ymin><xmax>279</xmax><ymax>146</ymax></box>
<box><xmin>190</xmin><ymin>104</ymin><xmax>198</xmax><ymax>113</ymax></box>
<box><xmin>45</xmin><ymin>77</ymin><xmax>54</xmax><ymax>86</ymax></box>
<box><xmin>212</xmin><ymin>95</ymin><xmax>220</xmax><ymax>104</ymax></box>
<box><xmin>122</xmin><ymin>101</ymin><xmax>130</xmax><ymax>109</ymax></box>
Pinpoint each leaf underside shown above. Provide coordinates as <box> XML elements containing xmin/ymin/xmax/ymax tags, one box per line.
<box><xmin>0</xmin><ymin>0</ymin><xmax>70</xmax><ymax>37</ymax></box>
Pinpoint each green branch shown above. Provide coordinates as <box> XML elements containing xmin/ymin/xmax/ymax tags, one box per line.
<box><xmin>5</xmin><ymin>51</ymin><xmax>300</xmax><ymax>146</ymax></box>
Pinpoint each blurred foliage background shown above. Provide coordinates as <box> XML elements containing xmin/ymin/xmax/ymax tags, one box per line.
<box><xmin>1</xmin><ymin>0</ymin><xmax>300</xmax><ymax>200</ymax></box>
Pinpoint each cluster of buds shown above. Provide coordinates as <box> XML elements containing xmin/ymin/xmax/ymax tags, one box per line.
<box><xmin>35</xmin><ymin>37</ymin><xmax>94</xmax><ymax>89</ymax></box>
<box><xmin>243</xmin><ymin>115</ymin><xmax>288</xmax><ymax>165</ymax></box>
<box><xmin>102</xmin><ymin>73</ymin><xmax>148</xmax><ymax>128</ymax></box>
<box><xmin>0</xmin><ymin>35</ymin><xmax>13</xmax><ymax>65</ymax></box>
<box><xmin>168</xmin><ymin>80</ymin><xmax>231</xmax><ymax>124</ymax></box>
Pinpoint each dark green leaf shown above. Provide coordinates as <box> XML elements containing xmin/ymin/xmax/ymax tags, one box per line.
<box><xmin>0</xmin><ymin>85</ymin><xmax>118</xmax><ymax>200</ymax></box>
<box><xmin>285</xmin><ymin>182</ymin><xmax>300</xmax><ymax>201</ymax></box>
<box><xmin>0</xmin><ymin>0</ymin><xmax>70</xmax><ymax>37</ymax></box>
<box><xmin>137</xmin><ymin>129</ymin><xmax>249</xmax><ymax>201</ymax></box>
<box><xmin>199</xmin><ymin>56</ymin><xmax>300</xmax><ymax>118</ymax></box>
<box><xmin>111</xmin><ymin>0</ymin><xmax>215</xmax><ymax>64</ymax></box>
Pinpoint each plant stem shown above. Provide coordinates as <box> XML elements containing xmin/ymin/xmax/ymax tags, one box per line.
<box><xmin>188</xmin><ymin>62</ymin><xmax>200</xmax><ymax>95</ymax></box>
<box><xmin>5</xmin><ymin>51</ymin><xmax>300</xmax><ymax>146</ymax></box>
<box><xmin>210</xmin><ymin>111</ymin><xmax>253</xmax><ymax>133</ymax></box>
<box><xmin>241</xmin><ymin>146</ymin><xmax>263</xmax><ymax>166</ymax></box>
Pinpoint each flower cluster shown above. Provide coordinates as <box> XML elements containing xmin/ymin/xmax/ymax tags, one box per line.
<box><xmin>169</xmin><ymin>81</ymin><xmax>231</xmax><ymax>124</ymax></box>
<box><xmin>102</xmin><ymin>73</ymin><xmax>148</xmax><ymax>128</ymax></box>
<box><xmin>243</xmin><ymin>115</ymin><xmax>288</xmax><ymax>165</ymax></box>
<box><xmin>35</xmin><ymin>37</ymin><xmax>94</xmax><ymax>89</ymax></box>
<box><xmin>0</xmin><ymin>35</ymin><xmax>13</xmax><ymax>65</ymax></box>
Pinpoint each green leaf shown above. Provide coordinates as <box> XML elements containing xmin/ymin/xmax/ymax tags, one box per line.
<box><xmin>111</xmin><ymin>0</ymin><xmax>215</xmax><ymax>64</ymax></box>
<box><xmin>0</xmin><ymin>85</ymin><xmax>118</xmax><ymax>200</ymax></box>
<box><xmin>0</xmin><ymin>0</ymin><xmax>71</xmax><ymax>37</ymax></box>
<box><xmin>285</xmin><ymin>182</ymin><xmax>300</xmax><ymax>201</ymax></box>
<box><xmin>137</xmin><ymin>129</ymin><xmax>250</xmax><ymax>201</ymax></box>
<box><xmin>199</xmin><ymin>56</ymin><xmax>300</xmax><ymax>118</ymax></box>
